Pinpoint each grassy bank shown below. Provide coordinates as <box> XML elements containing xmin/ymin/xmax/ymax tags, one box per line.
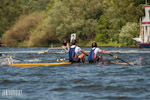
<box><xmin>8</xmin><ymin>41</ymin><xmax>138</xmax><ymax>48</ymax></box>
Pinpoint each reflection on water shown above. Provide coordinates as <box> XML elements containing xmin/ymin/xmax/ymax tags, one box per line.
<box><xmin>0</xmin><ymin>47</ymin><xmax>150</xmax><ymax>100</ymax></box>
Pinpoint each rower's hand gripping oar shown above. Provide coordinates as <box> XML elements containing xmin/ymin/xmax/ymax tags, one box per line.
<box><xmin>108</xmin><ymin>54</ymin><xmax>131</xmax><ymax>65</ymax></box>
<box><xmin>57</xmin><ymin>58</ymin><xmax>65</xmax><ymax>62</ymax></box>
<box><xmin>57</xmin><ymin>58</ymin><xmax>69</xmax><ymax>62</ymax></box>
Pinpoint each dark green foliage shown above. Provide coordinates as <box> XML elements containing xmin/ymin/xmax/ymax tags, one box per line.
<box><xmin>19</xmin><ymin>0</ymin><xmax>50</xmax><ymax>14</ymax></box>
<box><xmin>0</xmin><ymin>0</ymin><xmax>22</xmax><ymax>37</ymax></box>
<box><xmin>130</xmin><ymin>0</ymin><xmax>146</xmax><ymax>6</ymax></box>
<box><xmin>119</xmin><ymin>22</ymin><xmax>139</xmax><ymax>46</ymax></box>
<box><xmin>0</xmin><ymin>0</ymin><xmax>50</xmax><ymax>37</ymax></box>
<box><xmin>96</xmin><ymin>0</ymin><xmax>143</xmax><ymax>45</ymax></box>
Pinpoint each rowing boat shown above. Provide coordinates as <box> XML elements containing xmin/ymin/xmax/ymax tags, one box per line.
<box><xmin>9</xmin><ymin>61</ymin><xmax>133</xmax><ymax>67</ymax></box>
<box><xmin>9</xmin><ymin>62</ymin><xmax>72</xmax><ymax>67</ymax></box>
<box><xmin>109</xmin><ymin>62</ymin><xmax>133</xmax><ymax>65</ymax></box>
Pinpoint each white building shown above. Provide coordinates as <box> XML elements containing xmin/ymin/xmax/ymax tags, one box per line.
<box><xmin>140</xmin><ymin>5</ymin><xmax>150</xmax><ymax>43</ymax></box>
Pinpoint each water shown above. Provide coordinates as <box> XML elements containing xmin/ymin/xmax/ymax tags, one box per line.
<box><xmin>0</xmin><ymin>47</ymin><xmax>150</xmax><ymax>100</ymax></box>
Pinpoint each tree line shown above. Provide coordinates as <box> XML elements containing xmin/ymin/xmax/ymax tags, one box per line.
<box><xmin>0</xmin><ymin>0</ymin><xmax>146</xmax><ymax>47</ymax></box>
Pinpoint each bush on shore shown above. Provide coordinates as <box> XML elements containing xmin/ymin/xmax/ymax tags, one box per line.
<box><xmin>2</xmin><ymin>12</ymin><xmax>45</xmax><ymax>47</ymax></box>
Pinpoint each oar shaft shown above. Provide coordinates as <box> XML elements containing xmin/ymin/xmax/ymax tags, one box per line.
<box><xmin>108</xmin><ymin>54</ymin><xmax>131</xmax><ymax>65</ymax></box>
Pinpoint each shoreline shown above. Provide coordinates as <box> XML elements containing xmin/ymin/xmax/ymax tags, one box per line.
<box><xmin>0</xmin><ymin>40</ymin><xmax>139</xmax><ymax>48</ymax></box>
<box><xmin>0</xmin><ymin>44</ymin><xmax>139</xmax><ymax>48</ymax></box>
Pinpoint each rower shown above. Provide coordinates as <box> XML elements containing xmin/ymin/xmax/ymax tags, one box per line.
<box><xmin>88</xmin><ymin>42</ymin><xmax>110</xmax><ymax>63</ymax></box>
<box><xmin>62</xmin><ymin>39</ymin><xmax>69</xmax><ymax>50</ymax></box>
<box><xmin>69</xmin><ymin>39</ymin><xmax>89</xmax><ymax>63</ymax></box>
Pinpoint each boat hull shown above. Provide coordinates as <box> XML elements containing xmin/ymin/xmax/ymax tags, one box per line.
<box><xmin>137</xmin><ymin>43</ymin><xmax>150</xmax><ymax>48</ymax></box>
<box><xmin>132</xmin><ymin>39</ymin><xmax>150</xmax><ymax>48</ymax></box>
<box><xmin>9</xmin><ymin>62</ymin><xmax>72</xmax><ymax>67</ymax></box>
<box><xmin>9</xmin><ymin>62</ymin><xmax>133</xmax><ymax>67</ymax></box>
<box><xmin>109</xmin><ymin>62</ymin><xmax>133</xmax><ymax>65</ymax></box>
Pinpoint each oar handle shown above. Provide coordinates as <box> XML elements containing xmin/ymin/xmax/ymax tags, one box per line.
<box><xmin>57</xmin><ymin>58</ymin><xmax>69</xmax><ymax>62</ymax></box>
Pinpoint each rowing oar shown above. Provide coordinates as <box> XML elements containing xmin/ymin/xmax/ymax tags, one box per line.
<box><xmin>108</xmin><ymin>54</ymin><xmax>131</xmax><ymax>65</ymax></box>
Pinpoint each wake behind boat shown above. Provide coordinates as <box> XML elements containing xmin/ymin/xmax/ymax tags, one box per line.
<box><xmin>0</xmin><ymin>47</ymin><xmax>68</xmax><ymax>54</ymax></box>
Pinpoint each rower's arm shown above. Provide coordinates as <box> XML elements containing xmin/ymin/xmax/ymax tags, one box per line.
<box><xmin>62</xmin><ymin>43</ymin><xmax>70</xmax><ymax>50</ymax></box>
<box><xmin>80</xmin><ymin>50</ymin><xmax>89</xmax><ymax>56</ymax></box>
<box><xmin>100</xmin><ymin>50</ymin><xmax>110</xmax><ymax>54</ymax></box>
<box><xmin>66</xmin><ymin>43</ymin><xmax>70</xmax><ymax>50</ymax></box>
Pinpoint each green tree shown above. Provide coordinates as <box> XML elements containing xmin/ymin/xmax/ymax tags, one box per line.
<box><xmin>119</xmin><ymin>22</ymin><xmax>139</xmax><ymax>46</ymax></box>
<box><xmin>29</xmin><ymin>0</ymin><xmax>103</xmax><ymax>46</ymax></box>
<box><xmin>96</xmin><ymin>0</ymin><xmax>142</xmax><ymax>44</ymax></box>
<box><xmin>19</xmin><ymin>0</ymin><xmax>50</xmax><ymax>14</ymax></box>
<box><xmin>95</xmin><ymin>15</ymin><xmax>110</xmax><ymax>43</ymax></box>
<box><xmin>1</xmin><ymin>0</ymin><xmax>145</xmax><ymax>47</ymax></box>
<box><xmin>130</xmin><ymin>0</ymin><xmax>146</xmax><ymax>6</ymax></box>
<box><xmin>0</xmin><ymin>0</ymin><xmax>22</xmax><ymax>37</ymax></box>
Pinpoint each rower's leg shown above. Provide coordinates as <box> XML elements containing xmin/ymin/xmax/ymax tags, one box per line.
<box><xmin>99</xmin><ymin>55</ymin><xmax>104</xmax><ymax>63</ymax></box>
<box><xmin>78</xmin><ymin>54</ymin><xmax>85</xmax><ymax>63</ymax></box>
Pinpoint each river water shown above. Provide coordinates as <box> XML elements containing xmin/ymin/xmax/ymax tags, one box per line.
<box><xmin>0</xmin><ymin>47</ymin><xmax>150</xmax><ymax>100</ymax></box>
